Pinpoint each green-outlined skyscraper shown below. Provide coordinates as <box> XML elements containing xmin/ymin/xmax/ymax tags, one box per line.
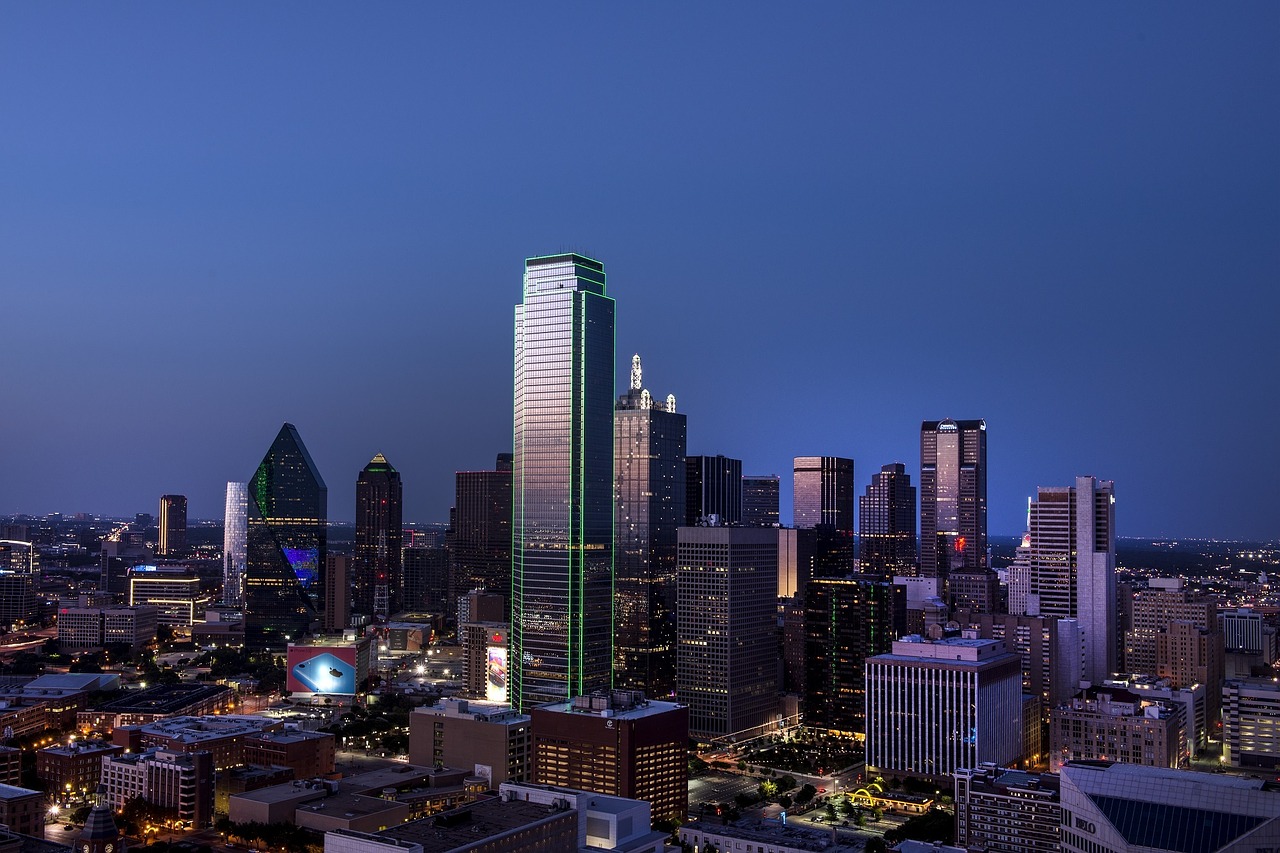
<box><xmin>244</xmin><ymin>423</ymin><xmax>327</xmax><ymax>648</ymax></box>
<box><xmin>511</xmin><ymin>253</ymin><xmax>615</xmax><ymax>712</ymax></box>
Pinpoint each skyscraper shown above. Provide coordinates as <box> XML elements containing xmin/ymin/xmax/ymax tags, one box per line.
<box><xmin>742</xmin><ymin>475</ymin><xmax>780</xmax><ymax>527</ymax></box>
<box><xmin>511</xmin><ymin>253</ymin><xmax>615</xmax><ymax>712</ymax></box>
<box><xmin>792</xmin><ymin>456</ymin><xmax>854</xmax><ymax>530</ymax></box>
<box><xmin>919</xmin><ymin>419</ymin><xmax>987</xmax><ymax>577</ymax></box>
<box><xmin>685</xmin><ymin>455</ymin><xmax>742</xmax><ymax>526</ymax></box>
<box><xmin>793</xmin><ymin>456</ymin><xmax>854</xmax><ymax>575</ymax></box>
<box><xmin>1009</xmin><ymin>476</ymin><xmax>1116</xmax><ymax>685</ymax></box>
<box><xmin>354</xmin><ymin>453</ymin><xmax>403</xmax><ymax>620</ymax></box>
<box><xmin>244</xmin><ymin>423</ymin><xmax>327</xmax><ymax>648</ymax></box>
<box><xmin>614</xmin><ymin>354</ymin><xmax>686</xmax><ymax>697</ymax></box>
<box><xmin>677</xmin><ymin>526</ymin><xmax>778</xmax><ymax>740</ymax></box>
<box><xmin>447</xmin><ymin>454</ymin><xmax>513</xmax><ymax>608</ymax></box>
<box><xmin>157</xmin><ymin>495</ymin><xmax>187</xmax><ymax>557</ymax></box>
<box><xmin>222</xmin><ymin>482</ymin><xmax>247</xmax><ymax>606</ymax></box>
<box><xmin>858</xmin><ymin>463</ymin><xmax>917</xmax><ymax>578</ymax></box>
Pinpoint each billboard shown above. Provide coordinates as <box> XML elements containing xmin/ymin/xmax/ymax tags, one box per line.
<box><xmin>486</xmin><ymin>645</ymin><xmax>508</xmax><ymax>704</ymax></box>
<box><xmin>287</xmin><ymin>645</ymin><xmax>358</xmax><ymax>695</ymax></box>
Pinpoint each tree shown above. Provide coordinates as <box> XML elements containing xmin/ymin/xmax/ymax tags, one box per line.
<box><xmin>795</xmin><ymin>783</ymin><xmax>816</xmax><ymax>806</ymax></box>
<box><xmin>884</xmin><ymin>808</ymin><xmax>955</xmax><ymax>846</ymax></box>
<box><xmin>757</xmin><ymin>780</ymin><xmax>778</xmax><ymax>801</ymax></box>
<box><xmin>779</xmin><ymin>795</ymin><xmax>792</xmax><ymax>809</ymax></box>
<box><xmin>865</xmin><ymin>838</ymin><xmax>888</xmax><ymax>853</ymax></box>
<box><xmin>779</xmin><ymin>774</ymin><xmax>797</xmax><ymax>792</ymax></box>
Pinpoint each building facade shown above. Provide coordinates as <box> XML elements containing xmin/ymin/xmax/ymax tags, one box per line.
<box><xmin>158</xmin><ymin>494</ymin><xmax>187</xmax><ymax>557</ymax></box>
<box><xmin>353</xmin><ymin>454</ymin><xmax>403</xmax><ymax>621</ymax></box>
<box><xmin>101</xmin><ymin>748</ymin><xmax>216</xmax><ymax>828</ymax></box>
<box><xmin>742</xmin><ymin>474</ymin><xmax>780</xmax><ymax>527</ymax></box>
<box><xmin>530</xmin><ymin>691</ymin><xmax>688</xmax><ymax>823</ymax></box>
<box><xmin>685</xmin><ymin>455</ymin><xmax>742</xmax><ymax>526</ymax></box>
<box><xmin>446</xmin><ymin>454</ymin><xmax>513</xmax><ymax>609</ymax></box>
<box><xmin>613</xmin><ymin>354</ymin><xmax>686</xmax><ymax>698</ymax></box>
<box><xmin>793</xmin><ymin>456</ymin><xmax>854</xmax><ymax>576</ymax></box>
<box><xmin>1049</xmin><ymin>687</ymin><xmax>1186</xmax><ymax>771</ymax></box>
<box><xmin>858</xmin><ymin>463</ymin><xmax>916</xmax><ymax>579</ymax></box>
<box><xmin>409</xmin><ymin>698</ymin><xmax>531</xmax><ymax>786</ymax></box>
<box><xmin>803</xmin><ymin>577</ymin><xmax>906</xmax><ymax>733</ymax></box>
<box><xmin>954</xmin><ymin>764</ymin><xmax>1060</xmax><ymax>853</ymax></box>
<box><xmin>677</xmin><ymin>526</ymin><xmax>779</xmax><ymax>741</ymax></box>
<box><xmin>223</xmin><ymin>481</ymin><xmax>248</xmax><ymax>606</ymax></box>
<box><xmin>244</xmin><ymin>423</ymin><xmax>327</xmax><ymax>648</ymax></box>
<box><xmin>920</xmin><ymin>419</ymin><xmax>987</xmax><ymax>578</ymax></box>
<box><xmin>866</xmin><ymin>636</ymin><xmax>1022</xmax><ymax>781</ymax></box>
<box><xmin>511</xmin><ymin>254</ymin><xmax>615</xmax><ymax>712</ymax></box>
<box><xmin>1008</xmin><ymin>475</ymin><xmax>1116</xmax><ymax>685</ymax></box>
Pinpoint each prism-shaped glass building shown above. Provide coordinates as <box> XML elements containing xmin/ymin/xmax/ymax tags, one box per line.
<box><xmin>245</xmin><ymin>423</ymin><xmax>327</xmax><ymax>648</ymax></box>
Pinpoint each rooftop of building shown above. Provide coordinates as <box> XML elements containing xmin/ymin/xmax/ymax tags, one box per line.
<box><xmin>1225</xmin><ymin>677</ymin><xmax>1280</xmax><ymax>694</ymax></box>
<box><xmin>94</xmin><ymin>683</ymin><xmax>229</xmax><ymax>714</ymax></box>
<box><xmin>1063</xmin><ymin>760</ymin><xmax>1280</xmax><ymax>792</ymax></box>
<box><xmin>137</xmin><ymin>714</ymin><xmax>278</xmax><ymax>738</ymax></box>
<box><xmin>40</xmin><ymin>739</ymin><xmax>121</xmax><ymax>757</ymax></box>
<box><xmin>535</xmin><ymin>690</ymin><xmax>686</xmax><ymax>720</ymax></box>
<box><xmin>379</xmin><ymin>798</ymin><xmax>570</xmax><ymax>853</ymax></box>
<box><xmin>0</xmin><ymin>784</ymin><xmax>44</xmax><ymax>800</ymax></box>
<box><xmin>105</xmin><ymin>748</ymin><xmax>204</xmax><ymax>767</ymax></box>
<box><xmin>417</xmin><ymin>698</ymin><xmax>529</xmax><ymax>724</ymax></box>
<box><xmin>17</xmin><ymin>674</ymin><xmax>119</xmax><ymax>692</ymax></box>
<box><xmin>960</xmin><ymin>764</ymin><xmax>1060</xmax><ymax>795</ymax></box>
<box><xmin>682</xmin><ymin>818</ymin><xmax>863</xmax><ymax>852</ymax></box>
<box><xmin>295</xmin><ymin>791</ymin><xmax>404</xmax><ymax>820</ymax></box>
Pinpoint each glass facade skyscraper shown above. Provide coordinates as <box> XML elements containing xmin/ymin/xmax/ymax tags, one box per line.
<box><xmin>858</xmin><ymin>463</ymin><xmax>917</xmax><ymax>578</ymax></box>
<box><xmin>614</xmin><ymin>354</ymin><xmax>686</xmax><ymax>697</ymax></box>
<box><xmin>355</xmin><ymin>453</ymin><xmax>403</xmax><ymax>620</ymax></box>
<box><xmin>511</xmin><ymin>254</ymin><xmax>615</xmax><ymax>712</ymax></box>
<box><xmin>742</xmin><ymin>475</ymin><xmax>780</xmax><ymax>527</ymax></box>
<box><xmin>244</xmin><ymin>423</ymin><xmax>327</xmax><ymax>648</ymax></box>
<box><xmin>685</xmin><ymin>455</ymin><xmax>742</xmax><ymax>526</ymax></box>
<box><xmin>158</xmin><ymin>495</ymin><xmax>187</xmax><ymax>557</ymax></box>
<box><xmin>920</xmin><ymin>419</ymin><xmax>987</xmax><ymax>578</ymax></box>
<box><xmin>222</xmin><ymin>482</ymin><xmax>247</xmax><ymax>606</ymax></box>
<box><xmin>793</xmin><ymin>456</ymin><xmax>855</xmax><ymax>576</ymax></box>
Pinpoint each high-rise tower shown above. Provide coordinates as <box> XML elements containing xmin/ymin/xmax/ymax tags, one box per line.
<box><xmin>1008</xmin><ymin>476</ymin><xmax>1116</xmax><ymax>684</ymax></box>
<box><xmin>222</xmin><ymin>482</ymin><xmax>248</xmax><ymax>606</ymax></box>
<box><xmin>244</xmin><ymin>423</ymin><xmax>327</xmax><ymax>648</ymax></box>
<box><xmin>793</xmin><ymin>456</ymin><xmax>855</xmax><ymax>576</ymax></box>
<box><xmin>614</xmin><ymin>354</ymin><xmax>686</xmax><ymax>696</ymax></box>
<box><xmin>858</xmin><ymin>463</ymin><xmax>917</xmax><ymax>578</ymax></box>
<box><xmin>446</xmin><ymin>454</ymin><xmax>513</xmax><ymax>609</ymax></box>
<box><xmin>919</xmin><ymin>419</ymin><xmax>987</xmax><ymax>577</ymax></box>
<box><xmin>158</xmin><ymin>495</ymin><xmax>187</xmax><ymax>557</ymax></box>
<box><xmin>511</xmin><ymin>253</ymin><xmax>615</xmax><ymax>712</ymax></box>
<box><xmin>355</xmin><ymin>453</ymin><xmax>403</xmax><ymax>620</ymax></box>
<box><xmin>685</xmin><ymin>455</ymin><xmax>742</xmax><ymax>526</ymax></box>
<box><xmin>742</xmin><ymin>475</ymin><xmax>780</xmax><ymax>527</ymax></box>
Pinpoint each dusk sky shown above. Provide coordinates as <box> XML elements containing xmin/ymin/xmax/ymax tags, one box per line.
<box><xmin>3</xmin><ymin>4</ymin><xmax>1277</xmax><ymax>540</ymax></box>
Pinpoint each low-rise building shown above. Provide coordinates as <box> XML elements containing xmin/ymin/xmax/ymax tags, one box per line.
<box><xmin>680</xmin><ymin>818</ymin><xmax>864</xmax><ymax>853</ymax></box>
<box><xmin>77</xmin><ymin>683</ymin><xmax>233</xmax><ymax>732</ymax></box>
<box><xmin>37</xmin><ymin>740</ymin><xmax>124</xmax><ymax>801</ymax></box>
<box><xmin>408</xmin><ymin>698</ymin><xmax>530</xmax><ymax>787</ymax></box>
<box><xmin>954</xmin><ymin>764</ymin><xmax>1060</xmax><ymax>853</ymax></box>
<box><xmin>58</xmin><ymin>605</ymin><xmax>158</xmax><ymax>651</ymax></box>
<box><xmin>1224</xmin><ymin>678</ymin><xmax>1280</xmax><ymax>769</ymax></box>
<box><xmin>115</xmin><ymin>714</ymin><xmax>283</xmax><ymax>769</ymax></box>
<box><xmin>329</xmin><ymin>798</ymin><xmax>577</xmax><ymax>853</ymax></box>
<box><xmin>1049</xmin><ymin>687</ymin><xmax>1186</xmax><ymax>771</ymax></box>
<box><xmin>1102</xmin><ymin>674</ymin><xmax>1207</xmax><ymax>758</ymax></box>
<box><xmin>0</xmin><ymin>747</ymin><xmax>19</xmax><ymax>787</ymax></box>
<box><xmin>0</xmin><ymin>783</ymin><xmax>45</xmax><ymax>839</ymax></box>
<box><xmin>242</xmin><ymin>729</ymin><xmax>336</xmax><ymax>778</ymax></box>
<box><xmin>128</xmin><ymin>566</ymin><xmax>208</xmax><ymax>626</ymax></box>
<box><xmin>100</xmin><ymin>748</ymin><xmax>215</xmax><ymax>828</ymax></box>
<box><xmin>495</xmin><ymin>782</ymin><xmax>666</xmax><ymax>852</ymax></box>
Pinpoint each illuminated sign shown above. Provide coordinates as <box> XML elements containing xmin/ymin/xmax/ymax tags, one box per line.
<box><xmin>283</xmin><ymin>548</ymin><xmax>319</xmax><ymax>588</ymax></box>
<box><xmin>486</xmin><ymin>646</ymin><xmax>508</xmax><ymax>703</ymax></box>
<box><xmin>287</xmin><ymin>646</ymin><xmax>358</xmax><ymax>695</ymax></box>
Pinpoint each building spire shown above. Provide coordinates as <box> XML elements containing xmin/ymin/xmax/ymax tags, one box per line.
<box><xmin>631</xmin><ymin>354</ymin><xmax>642</xmax><ymax>391</ymax></box>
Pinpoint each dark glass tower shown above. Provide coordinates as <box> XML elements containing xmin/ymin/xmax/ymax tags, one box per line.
<box><xmin>157</xmin><ymin>495</ymin><xmax>187</xmax><ymax>557</ymax></box>
<box><xmin>804</xmin><ymin>577</ymin><xmax>906</xmax><ymax>733</ymax></box>
<box><xmin>685</xmin><ymin>455</ymin><xmax>742</xmax><ymax>526</ymax></box>
<box><xmin>446</xmin><ymin>454</ymin><xmax>513</xmax><ymax>609</ymax></box>
<box><xmin>614</xmin><ymin>354</ymin><xmax>686</xmax><ymax>697</ymax></box>
<box><xmin>793</xmin><ymin>456</ymin><xmax>855</xmax><ymax>576</ymax></box>
<box><xmin>858</xmin><ymin>463</ymin><xmax>917</xmax><ymax>578</ymax></box>
<box><xmin>920</xmin><ymin>419</ymin><xmax>987</xmax><ymax>578</ymax></box>
<box><xmin>742</xmin><ymin>475</ymin><xmax>780</xmax><ymax>527</ymax></box>
<box><xmin>511</xmin><ymin>253</ymin><xmax>615</xmax><ymax>712</ymax></box>
<box><xmin>245</xmin><ymin>423</ymin><xmax>327</xmax><ymax>648</ymax></box>
<box><xmin>355</xmin><ymin>453</ymin><xmax>403</xmax><ymax>620</ymax></box>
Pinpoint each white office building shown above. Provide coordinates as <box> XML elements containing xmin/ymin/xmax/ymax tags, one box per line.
<box><xmin>866</xmin><ymin>635</ymin><xmax>1023</xmax><ymax>780</ymax></box>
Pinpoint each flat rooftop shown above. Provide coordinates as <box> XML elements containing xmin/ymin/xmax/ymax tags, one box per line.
<box><xmin>683</xmin><ymin>818</ymin><xmax>863</xmax><ymax>852</ymax></box>
<box><xmin>380</xmin><ymin>799</ymin><xmax>570</xmax><ymax>853</ymax></box>
<box><xmin>94</xmin><ymin>683</ymin><xmax>230</xmax><ymax>714</ymax></box>
<box><xmin>139</xmin><ymin>715</ymin><xmax>278</xmax><ymax>741</ymax></box>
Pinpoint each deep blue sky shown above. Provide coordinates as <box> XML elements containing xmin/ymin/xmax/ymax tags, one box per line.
<box><xmin>2</xmin><ymin>4</ymin><xmax>1277</xmax><ymax>539</ymax></box>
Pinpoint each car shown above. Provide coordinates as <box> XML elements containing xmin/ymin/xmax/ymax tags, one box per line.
<box><xmin>62</xmin><ymin>826</ymin><xmax>74</xmax><ymax>833</ymax></box>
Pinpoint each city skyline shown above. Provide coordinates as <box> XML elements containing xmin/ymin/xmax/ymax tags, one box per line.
<box><xmin>2</xmin><ymin>5</ymin><xmax>1277</xmax><ymax>541</ymax></box>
